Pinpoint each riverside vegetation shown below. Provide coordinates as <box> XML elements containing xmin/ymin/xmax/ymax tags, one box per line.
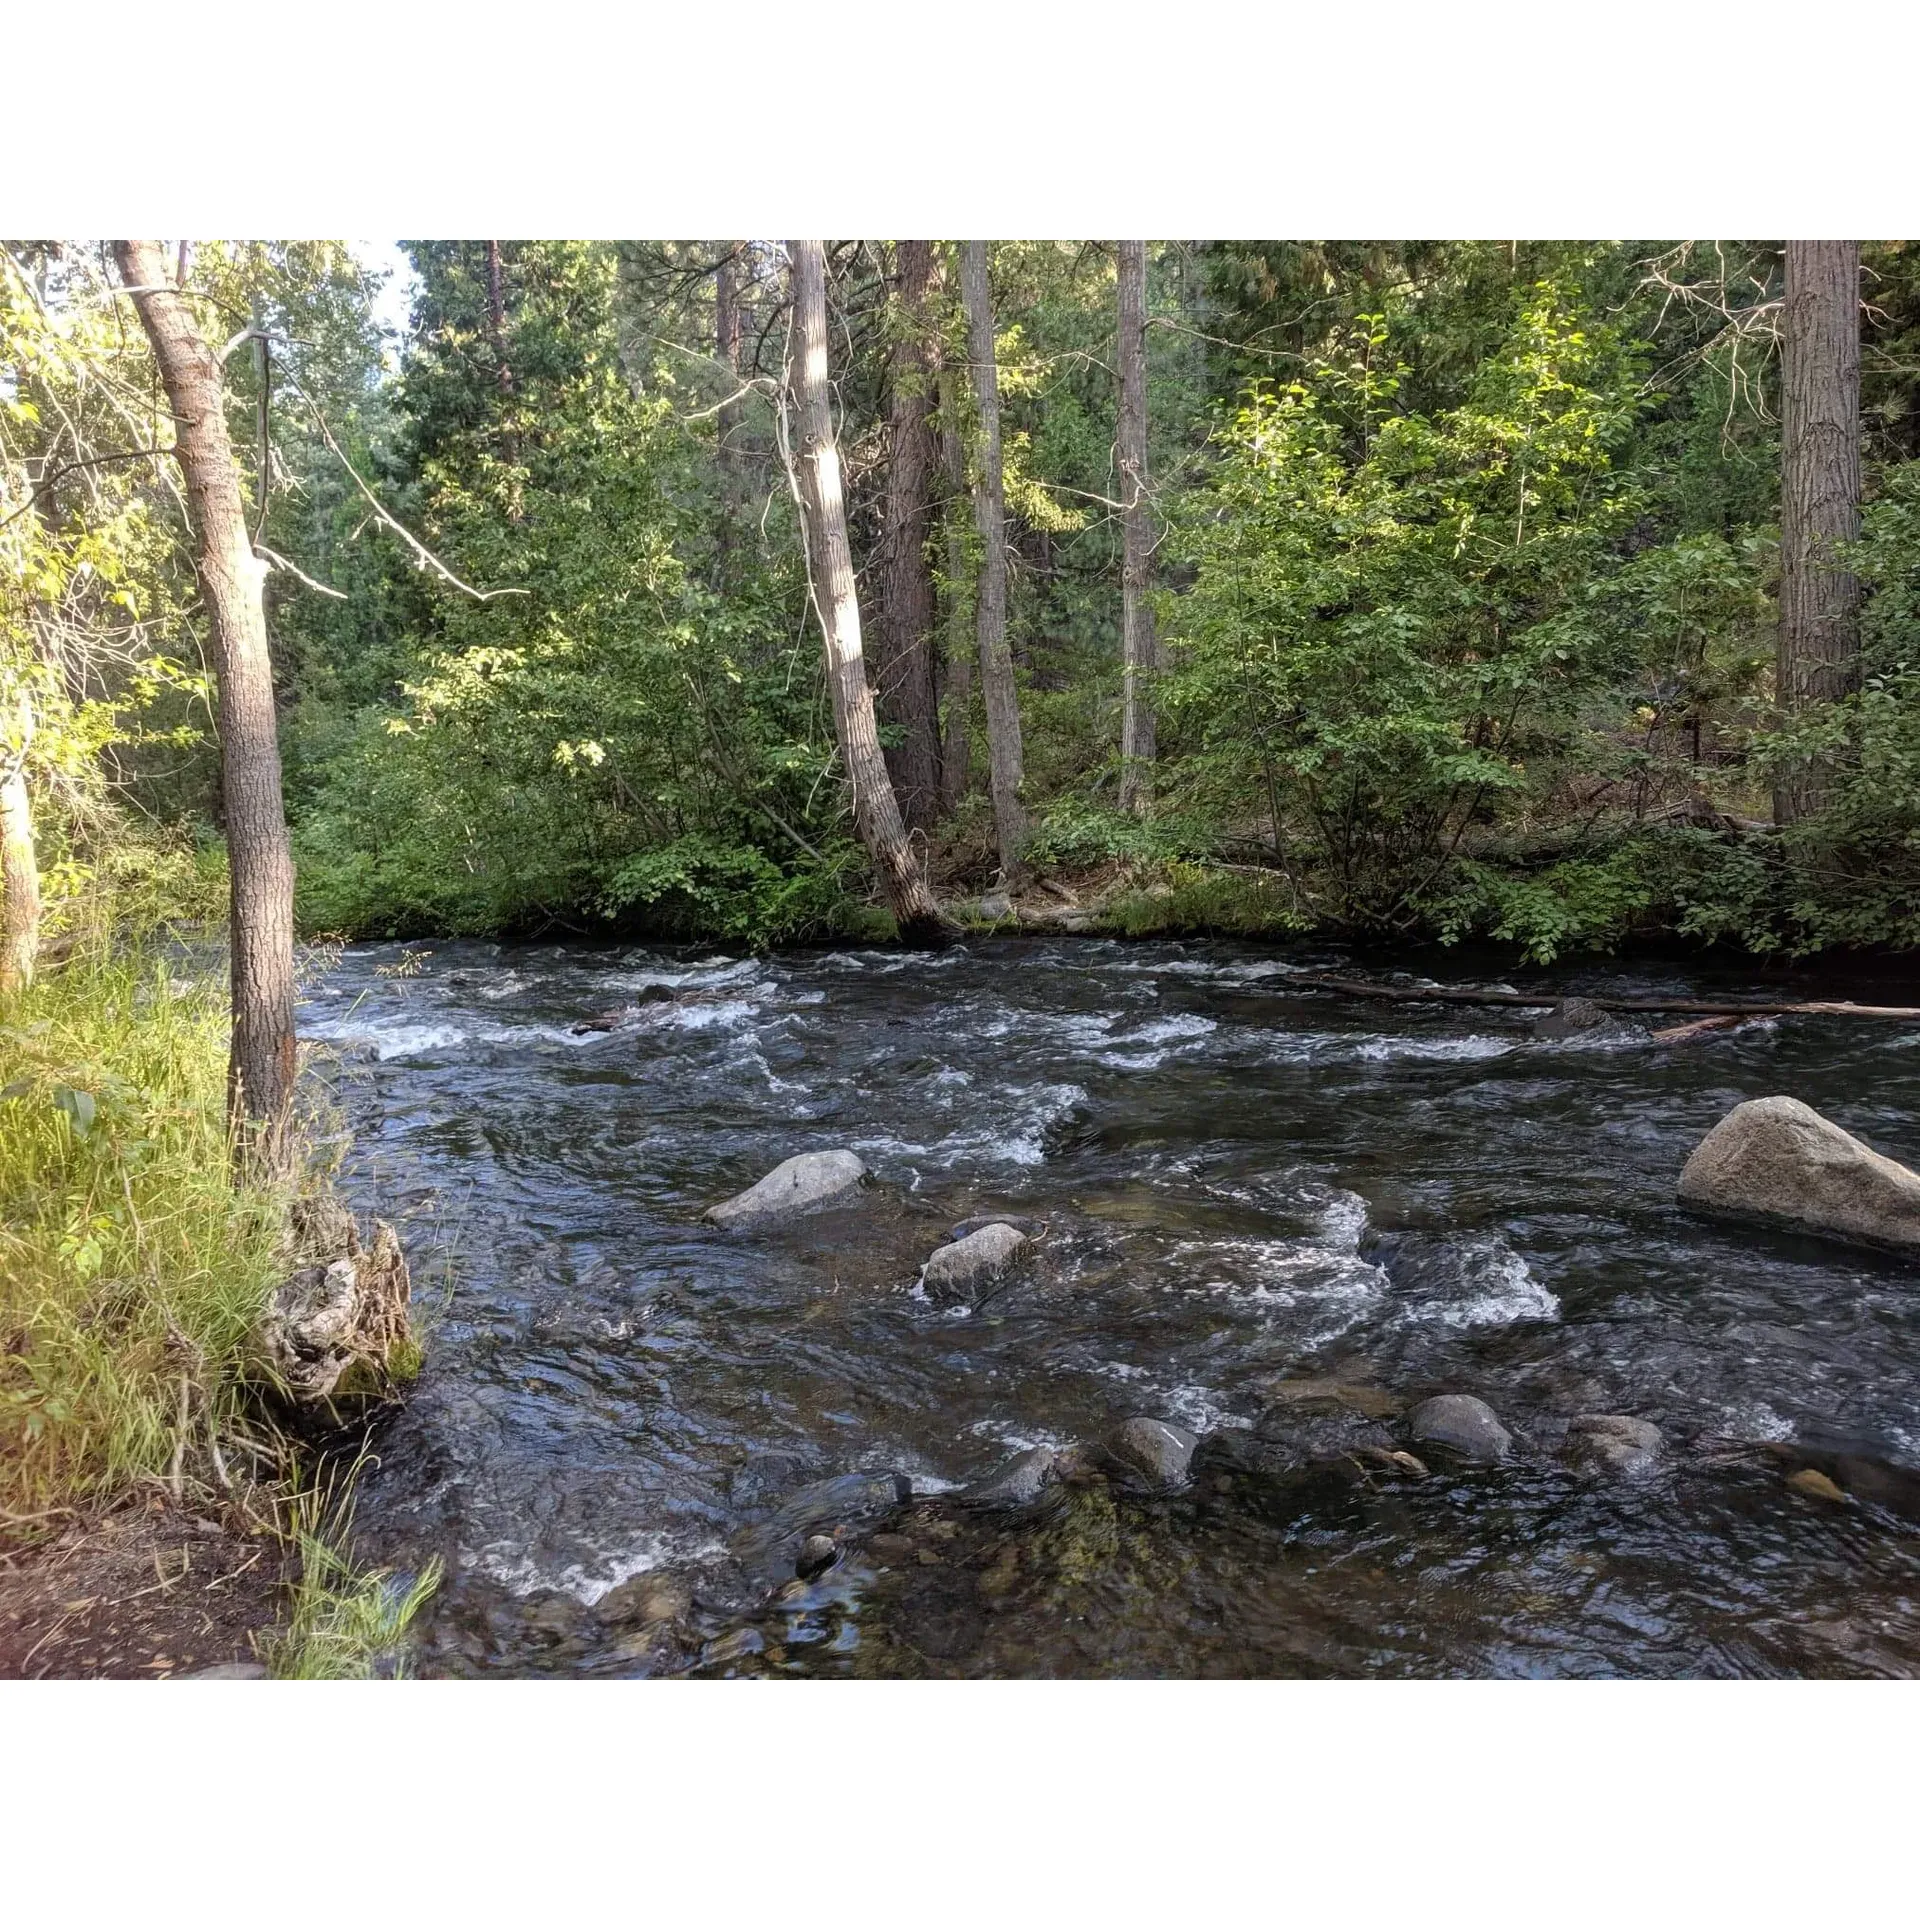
<box><xmin>5</xmin><ymin>238</ymin><xmax>1920</xmax><ymax>1678</ymax></box>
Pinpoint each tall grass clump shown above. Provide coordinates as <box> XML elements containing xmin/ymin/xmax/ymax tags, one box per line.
<box><xmin>266</xmin><ymin>1488</ymin><xmax>443</xmax><ymax>1679</ymax></box>
<box><xmin>0</xmin><ymin>940</ymin><xmax>285</xmax><ymax>1527</ymax></box>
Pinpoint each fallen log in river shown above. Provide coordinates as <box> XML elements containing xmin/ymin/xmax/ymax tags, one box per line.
<box><xmin>1285</xmin><ymin>973</ymin><xmax>1920</xmax><ymax>1021</ymax></box>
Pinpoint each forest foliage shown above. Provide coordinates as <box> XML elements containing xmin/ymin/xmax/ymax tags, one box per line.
<box><xmin>10</xmin><ymin>237</ymin><xmax>1920</xmax><ymax>962</ymax></box>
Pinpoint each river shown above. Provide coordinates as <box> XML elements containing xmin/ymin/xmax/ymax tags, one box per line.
<box><xmin>300</xmin><ymin>935</ymin><xmax>1920</xmax><ymax>1677</ymax></box>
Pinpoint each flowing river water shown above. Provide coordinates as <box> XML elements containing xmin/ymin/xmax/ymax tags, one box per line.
<box><xmin>301</xmin><ymin>935</ymin><xmax>1920</xmax><ymax>1678</ymax></box>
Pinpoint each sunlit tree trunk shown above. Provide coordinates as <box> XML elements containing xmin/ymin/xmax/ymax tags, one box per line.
<box><xmin>0</xmin><ymin>698</ymin><xmax>37</xmax><ymax>997</ymax></box>
<box><xmin>960</xmin><ymin>240</ymin><xmax>1025</xmax><ymax>879</ymax></box>
<box><xmin>116</xmin><ymin>239</ymin><xmax>298</xmax><ymax>1178</ymax></box>
<box><xmin>715</xmin><ymin>240</ymin><xmax>746</xmax><ymax>547</ymax></box>
<box><xmin>874</xmin><ymin>239</ymin><xmax>943</xmax><ymax>831</ymax></box>
<box><xmin>784</xmin><ymin>240</ymin><xmax>946</xmax><ymax>940</ymax></box>
<box><xmin>1775</xmin><ymin>240</ymin><xmax>1862</xmax><ymax>825</ymax></box>
<box><xmin>1117</xmin><ymin>239</ymin><xmax>1158</xmax><ymax>813</ymax></box>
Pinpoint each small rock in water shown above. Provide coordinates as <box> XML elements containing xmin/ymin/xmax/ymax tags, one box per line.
<box><xmin>1408</xmin><ymin>1394</ymin><xmax>1513</xmax><ymax>1463</ymax></box>
<box><xmin>921</xmin><ymin>1223</ymin><xmax>1028</xmax><ymax>1305</ymax></box>
<box><xmin>1259</xmin><ymin>1375</ymin><xmax>1404</xmax><ymax>1421</ymax></box>
<box><xmin>1564</xmin><ymin>1413</ymin><xmax>1664</xmax><ymax>1477</ymax></box>
<box><xmin>1678</xmin><ymin>1095</ymin><xmax>1920</xmax><ymax>1257</ymax></box>
<box><xmin>1105</xmin><ymin>1417</ymin><xmax>1200</xmax><ymax>1490</ymax></box>
<box><xmin>704</xmin><ymin>1149</ymin><xmax>867</xmax><ymax>1229</ymax></box>
<box><xmin>1786</xmin><ymin>1467</ymin><xmax>1851</xmax><ymax>1505</ymax></box>
<box><xmin>1531</xmin><ymin>996</ymin><xmax>1620</xmax><ymax>1041</ymax></box>
<box><xmin>593</xmin><ymin>1570</ymin><xmax>689</xmax><ymax>1629</ymax></box>
<box><xmin>796</xmin><ymin>1533</ymin><xmax>838</xmax><ymax>1578</ymax></box>
<box><xmin>957</xmin><ymin>1445</ymin><xmax>1072</xmax><ymax>1509</ymax></box>
<box><xmin>949</xmin><ymin>1213</ymin><xmax>1040</xmax><ymax>1242</ymax></box>
<box><xmin>703</xmin><ymin>1626</ymin><xmax>765</xmax><ymax>1665</ymax></box>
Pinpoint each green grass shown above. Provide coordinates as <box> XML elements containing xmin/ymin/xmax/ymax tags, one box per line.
<box><xmin>0</xmin><ymin>942</ymin><xmax>288</xmax><ymax>1527</ymax></box>
<box><xmin>267</xmin><ymin>1497</ymin><xmax>443</xmax><ymax>1680</ymax></box>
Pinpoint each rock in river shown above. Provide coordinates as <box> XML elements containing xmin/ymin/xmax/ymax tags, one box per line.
<box><xmin>1532</xmin><ymin>996</ymin><xmax>1621</xmax><ymax>1041</ymax></box>
<box><xmin>1408</xmin><ymin>1393</ymin><xmax>1513</xmax><ymax>1463</ymax></box>
<box><xmin>1677</xmin><ymin>1096</ymin><xmax>1920</xmax><ymax>1257</ymax></box>
<box><xmin>1564</xmin><ymin>1413</ymin><xmax>1664</xmax><ymax>1477</ymax></box>
<box><xmin>704</xmin><ymin>1149</ymin><xmax>867</xmax><ymax>1229</ymax></box>
<box><xmin>1105</xmin><ymin>1417</ymin><xmax>1200</xmax><ymax>1490</ymax></box>
<box><xmin>921</xmin><ymin>1223</ymin><xmax>1028</xmax><ymax>1304</ymax></box>
<box><xmin>957</xmin><ymin>1445</ymin><xmax>1074</xmax><ymax>1509</ymax></box>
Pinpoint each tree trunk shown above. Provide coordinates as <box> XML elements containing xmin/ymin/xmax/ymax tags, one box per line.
<box><xmin>115</xmin><ymin>240</ymin><xmax>298</xmax><ymax>1178</ymax></box>
<box><xmin>960</xmin><ymin>240</ymin><xmax>1025</xmax><ymax>879</ymax></box>
<box><xmin>784</xmin><ymin>241</ymin><xmax>946</xmax><ymax>940</ymax></box>
<box><xmin>0</xmin><ymin>698</ymin><xmax>38</xmax><ymax>997</ymax></box>
<box><xmin>937</xmin><ymin>368</ymin><xmax>973</xmax><ymax>811</ymax></box>
<box><xmin>715</xmin><ymin>240</ymin><xmax>746</xmax><ymax>536</ymax></box>
<box><xmin>872</xmin><ymin>240</ymin><xmax>943</xmax><ymax>832</ymax></box>
<box><xmin>1775</xmin><ymin>239</ymin><xmax>1862</xmax><ymax>825</ymax></box>
<box><xmin>1117</xmin><ymin>239</ymin><xmax>1158</xmax><ymax>813</ymax></box>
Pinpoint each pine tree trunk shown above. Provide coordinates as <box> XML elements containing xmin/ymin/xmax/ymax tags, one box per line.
<box><xmin>784</xmin><ymin>240</ymin><xmax>946</xmax><ymax>940</ymax></box>
<box><xmin>1776</xmin><ymin>239</ymin><xmax>1862</xmax><ymax>825</ymax></box>
<box><xmin>960</xmin><ymin>240</ymin><xmax>1025</xmax><ymax>879</ymax></box>
<box><xmin>115</xmin><ymin>240</ymin><xmax>298</xmax><ymax>1178</ymax></box>
<box><xmin>1117</xmin><ymin>239</ymin><xmax>1158</xmax><ymax>813</ymax></box>
<box><xmin>715</xmin><ymin>240</ymin><xmax>746</xmax><ymax>536</ymax></box>
<box><xmin>937</xmin><ymin>368</ymin><xmax>973</xmax><ymax>811</ymax></box>
<box><xmin>0</xmin><ymin>701</ymin><xmax>38</xmax><ymax>997</ymax></box>
<box><xmin>873</xmin><ymin>240</ymin><xmax>943</xmax><ymax>832</ymax></box>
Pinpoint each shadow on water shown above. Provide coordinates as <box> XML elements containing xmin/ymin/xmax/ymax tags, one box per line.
<box><xmin>300</xmin><ymin>936</ymin><xmax>1920</xmax><ymax>1677</ymax></box>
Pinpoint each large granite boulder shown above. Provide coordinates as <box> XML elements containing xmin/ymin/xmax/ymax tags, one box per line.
<box><xmin>1677</xmin><ymin>1096</ymin><xmax>1920</xmax><ymax>1256</ymax></box>
<box><xmin>704</xmin><ymin>1149</ymin><xmax>867</xmax><ymax>1228</ymax></box>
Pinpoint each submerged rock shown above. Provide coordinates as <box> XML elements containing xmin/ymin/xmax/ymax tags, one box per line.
<box><xmin>1787</xmin><ymin>1468</ymin><xmax>1850</xmax><ymax>1505</ymax></box>
<box><xmin>1564</xmin><ymin>1413</ymin><xmax>1664</xmax><ymax>1477</ymax></box>
<box><xmin>956</xmin><ymin>1445</ymin><xmax>1075</xmax><ymax>1509</ymax></box>
<box><xmin>921</xmin><ymin>1223</ymin><xmax>1028</xmax><ymax>1304</ymax></box>
<box><xmin>704</xmin><ymin>1149</ymin><xmax>867</xmax><ymax>1228</ymax></box>
<box><xmin>1677</xmin><ymin>1096</ymin><xmax>1920</xmax><ymax>1257</ymax></box>
<box><xmin>732</xmin><ymin>1469</ymin><xmax>912</xmax><ymax>1587</ymax></box>
<box><xmin>592</xmin><ymin>1570</ymin><xmax>689</xmax><ymax>1629</ymax></box>
<box><xmin>1258</xmin><ymin>1375</ymin><xmax>1404</xmax><ymax>1421</ymax></box>
<box><xmin>1408</xmin><ymin>1394</ymin><xmax>1513</xmax><ymax>1463</ymax></box>
<box><xmin>1532</xmin><ymin>996</ymin><xmax>1621</xmax><ymax>1041</ymax></box>
<box><xmin>1105</xmin><ymin>1417</ymin><xmax>1200</xmax><ymax>1490</ymax></box>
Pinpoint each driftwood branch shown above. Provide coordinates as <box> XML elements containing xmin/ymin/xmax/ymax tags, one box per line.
<box><xmin>1284</xmin><ymin>973</ymin><xmax>1920</xmax><ymax>1021</ymax></box>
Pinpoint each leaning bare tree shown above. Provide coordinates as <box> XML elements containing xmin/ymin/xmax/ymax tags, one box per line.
<box><xmin>1116</xmin><ymin>239</ymin><xmax>1157</xmax><ymax>813</ymax></box>
<box><xmin>960</xmin><ymin>240</ymin><xmax>1025</xmax><ymax>881</ymax></box>
<box><xmin>782</xmin><ymin>240</ymin><xmax>946</xmax><ymax>940</ymax></box>
<box><xmin>1775</xmin><ymin>240</ymin><xmax>1862</xmax><ymax>825</ymax></box>
<box><xmin>115</xmin><ymin>240</ymin><xmax>297</xmax><ymax>1177</ymax></box>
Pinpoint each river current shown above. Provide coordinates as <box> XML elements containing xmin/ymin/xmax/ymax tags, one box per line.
<box><xmin>302</xmin><ymin>936</ymin><xmax>1920</xmax><ymax>1677</ymax></box>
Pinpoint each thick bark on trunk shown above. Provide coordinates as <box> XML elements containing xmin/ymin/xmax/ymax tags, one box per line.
<box><xmin>873</xmin><ymin>239</ymin><xmax>943</xmax><ymax>831</ymax></box>
<box><xmin>715</xmin><ymin>241</ymin><xmax>746</xmax><ymax>533</ymax></box>
<box><xmin>0</xmin><ymin>710</ymin><xmax>38</xmax><ymax>998</ymax></box>
<box><xmin>1117</xmin><ymin>239</ymin><xmax>1158</xmax><ymax>813</ymax></box>
<box><xmin>784</xmin><ymin>241</ymin><xmax>946</xmax><ymax>940</ymax></box>
<box><xmin>937</xmin><ymin>369</ymin><xmax>973</xmax><ymax>811</ymax></box>
<box><xmin>1776</xmin><ymin>240</ymin><xmax>1862</xmax><ymax>825</ymax></box>
<box><xmin>960</xmin><ymin>240</ymin><xmax>1025</xmax><ymax>879</ymax></box>
<box><xmin>116</xmin><ymin>239</ymin><xmax>298</xmax><ymax>1178</ymax></box>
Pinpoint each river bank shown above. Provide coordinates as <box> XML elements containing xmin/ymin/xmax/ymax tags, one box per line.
<box><xmin>0</xmin><ymin>941</ymin><xmax>432</xmax><ymax>1679</ymax></box>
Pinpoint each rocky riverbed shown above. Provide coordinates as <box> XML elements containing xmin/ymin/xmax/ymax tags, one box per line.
<box><xmin>302</xmin><ymin>936</ymin><xmax>1920</xmax><ymax>1677</ymax></box>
